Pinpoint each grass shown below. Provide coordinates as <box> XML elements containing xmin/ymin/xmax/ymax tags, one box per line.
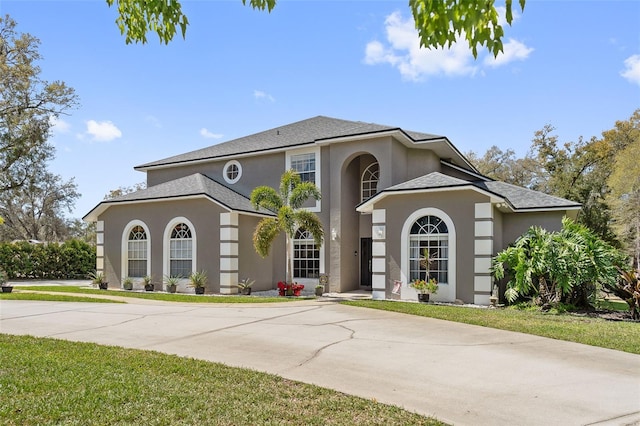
<box><xmin>0</xmin><ymin>334</ymin><xmax>443</xmax><ymax>426</ymax></box>
<box><xmin>15</xmin><ymin>286</ymin><xmax>309</xmax><ymax>303</ymax></box>
<box><xmin>342</xmin><ymin>300</ymin><xmax>640</xmax><ymax>355</ymax></box>
<box><xmin>596</xmin><ymin>298</ymin><xmax>629</xmax><ymax>311</ymax></box>
<box><xmin>0</xmin><ymin>292</ymin><xmax>123</xmax><ymax>303</ymax></box>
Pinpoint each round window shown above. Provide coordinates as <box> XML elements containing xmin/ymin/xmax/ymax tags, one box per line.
<box><xmin>223</xmin><ymin>160</ymin><xmax>242</xmax><ymax>184</ymax></box>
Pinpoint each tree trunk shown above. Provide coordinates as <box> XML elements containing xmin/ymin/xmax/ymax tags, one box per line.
<box><xmin>286</xmin><ymin>233</ymin><xmax>293</xmax><ymax>284</ymax></box>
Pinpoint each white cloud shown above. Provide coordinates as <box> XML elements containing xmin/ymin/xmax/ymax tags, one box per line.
<box><xmin>621</xmin><ymin>54</ymin><xmax>640</xmax><ymax>86</ymax></box>
<box><xmin>484</xmin><ymin>38</ymin><xmax>534</xmax><ymax>68</ymax></box>
<box><xmin>200</xmin><ymin>128</ymin><xmax>223</xmax><ymax>139</ymax></box>
<box><xmin>364</xmin><ymin>12</ymin><xmax>476</xmax><ymax>81</ymax></box>
<box><xmin>364</xmin><ymin>11</ymin><xmax>532</xmax><ymax>81</ymax></box>
<box><xmin>254</xmin><ymin>90</ymin><xmax>275</xmax><ymax>102</ymax></box>
<box><xmin>85</xmin><ymin>120</ymin><xmax>122</xmax><ymax>142</ymax></box>
<box><xmin>49</xmin><ymin>116</ymin><xmax>71</xmax><ymax>134</ymax></box>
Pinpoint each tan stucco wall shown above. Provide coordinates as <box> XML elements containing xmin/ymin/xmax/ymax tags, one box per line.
<box><xmin>99</xmin><ymin>198</ymin><xmax>224</xmax><ymax>293</ymax></box>
<box><xmin>238</xmin><ymin>215</ymin><xmax>285</xmax><ymax>291</ymax></box>
<box><xmin>146</xmin><ymin>151</ymin><xmax>286</xmax><ymax>199</ymax></box>
<box><xmin>502</xmin><ymin>211</ymin><xmax>567</xmax><ymax>247</ymax></box>
<box><xmin>376</xmin><ymin>189</ymin><xmax>490</xmax><ymax>303</ymax></box>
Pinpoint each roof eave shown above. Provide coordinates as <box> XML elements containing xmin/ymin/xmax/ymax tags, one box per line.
<box><xmin>83</xmin><ymin>194</ymin><xmax>275</xmax><ymax>222</ymax></box>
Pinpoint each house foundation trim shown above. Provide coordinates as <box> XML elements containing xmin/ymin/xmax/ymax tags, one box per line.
<box><xmin>220</xmin><ymin>212</ymin><xmax>239</xmax><ymax>294</ymax></box>
<box><xmin>371</xmin><ymin>209</ymin><xmax>386</xmax><ymax>300</ymax></box>
<box><xmin>474</xmin><ymin>203</ymin><xmax>493</xmax><ymax>305</ymax></box>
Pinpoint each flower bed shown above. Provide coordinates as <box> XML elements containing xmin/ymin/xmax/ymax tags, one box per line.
<box><xmin>277</xmin><ymin>281</ymin><xmax>304</xmax><ymax>296</ymax></box>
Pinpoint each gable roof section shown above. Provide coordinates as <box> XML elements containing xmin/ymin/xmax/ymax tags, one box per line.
<box><xmin>356</xmin><ymin>172</ymin><xmax>581</xmax><ymax>213</ymax></box>
<box><xmin>83</xmin><ymin>173</ymin><xmax>274</xmax><ymax>221</ymax></box>
<box><xmin>134</xmin><ymin>115</ymin><xmax>469</xmax><ymax>171</ymax></box>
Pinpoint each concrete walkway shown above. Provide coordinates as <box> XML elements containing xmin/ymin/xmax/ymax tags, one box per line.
<box><xmin>1</xmin><ymin>297</ymin><xmax>639</xmax><ymax>425</ymax></box>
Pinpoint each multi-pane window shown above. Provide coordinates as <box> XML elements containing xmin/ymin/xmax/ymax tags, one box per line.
<box><xmin>409</xmin><ymin>216</ymin><xmax>448</xmax><ymax>284</ymax></box>
<box><xmin>293</xmin><ymin>229</ymin><xmax>320</xmax><ymax>279</ymax></box>
<box><xmin>223</xmin><ymin>160</ymin><xmax>242</xmax><ymax>184</ymax></box>
<box><xmin>361</xmin><ymin>162</ymin><xmax>379</xmax><ymax>202</ymax></box>
<box><xmin>170</xmin><ymin>223</ymin><xmax>192</xmax><ymax>277</ymax></box>
<box><xmin>290</xmin><ymin>153</ymin><xmax>316</xmax><ymax>183</ymax></box>
<box><xmin>127</xmin><ymin>225</ymin><xmax>147</xmax><ymax>277</ymax></box>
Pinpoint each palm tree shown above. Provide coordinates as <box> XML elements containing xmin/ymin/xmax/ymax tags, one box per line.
<box><xmin>250</xmin><ymin>169</ymin><xmax>324</xmax><ymax>284</ymax></box>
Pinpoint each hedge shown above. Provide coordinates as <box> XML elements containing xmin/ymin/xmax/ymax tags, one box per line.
<box><xmin>0</xmin><ymin>239</ymin><xmax>96</xmax><ymax>280</ymax></box>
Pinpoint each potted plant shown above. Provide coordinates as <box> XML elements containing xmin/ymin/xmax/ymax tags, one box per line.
<box><xmin>277</xmin><ymin>281</ymin><xmax>304</xmax><ymax>297</ymax></box>
<box><xmin>164</xmin><ymin>275</ymin><xmax>180</xmax><ymax>293</ymax></box>
<box><xmin>237</xmin><ymin>278</ymin><xmax>255</xmax><ymax>295</ymax></box>
<box><xmin>410</xmin><ymin>277</ymin><xmax>438</xmax><ymax>302</ymax></box>
<box><xmin>122</xmin><ymin>277</ymin><xmax>133</xmax><ymax>291</ymax></box>
<box><xmin>90</xmin><ymin>271</ymin><xmax>108</xmax><ymax>290</ymax></box>
<box><xmin>315</xmin><ymin>284</ymin><xmax>324</xmax><ymax>297</ymax></box>
<box><xmin>143</xmin><ymin>275</ymin><xmax>154</xmax><ymax>292</ymax></box>
<box><xmin>189</xmin><ymin>270</ymin><xmax>207</xmax><ymax>294</ymax></box>
<box><xmin>0</xmin><ymin>269</ymin><xmax>12</xmax><ymax>293</ymax></box>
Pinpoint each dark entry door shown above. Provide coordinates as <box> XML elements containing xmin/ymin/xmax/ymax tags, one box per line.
<box><xmin>360</xmin><ymin>238</ymin><xmax>372</xmax><ymax>289</ymax></box>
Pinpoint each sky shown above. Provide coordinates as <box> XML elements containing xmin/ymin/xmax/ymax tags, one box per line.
<box><xmin>2</xmin><ymin>0</ymin><xmax>639</xmax><ymax>219</ymax></box>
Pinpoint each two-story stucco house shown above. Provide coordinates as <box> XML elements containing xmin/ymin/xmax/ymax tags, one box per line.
<box><xmin>84</xmin><ymin>116</ymin><xmax>580</xmax><ymax>304</ymax></box>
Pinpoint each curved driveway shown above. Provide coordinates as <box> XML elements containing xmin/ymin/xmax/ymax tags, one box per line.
<box><xmin>1</xmin><ymin>298</ymin><xmax>639</xmax><ymax>425</ymax></box>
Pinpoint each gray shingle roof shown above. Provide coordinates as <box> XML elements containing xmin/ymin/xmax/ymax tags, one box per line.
<box><xmin>385</xmin><ymin>172</ymin><xmax>470</xmax><ymax>191</ymax></box>
<box><xmin>101</xmin><ymin>173</ymin><xmax>274</xmax><ymax>215</ymax></box>
<box><xmin>136</xmin><ymin>116</ymin><xmax>443</xmax><ymax>169</ymax></box>
<box><xmin>377</xmin><ymin>172</ymin><xmax>580</xmax><ymax>210</ymax></box>
<box><xmin>478</xmin><ymin>181</ymin><xmax>581</xmax><ymax>210</ymax></box>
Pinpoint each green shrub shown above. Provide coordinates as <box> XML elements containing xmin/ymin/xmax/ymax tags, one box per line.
<box><xmin>0</xmin><ymin>239</ymin><xmax>96</xmax><ymax>280</ymax></box>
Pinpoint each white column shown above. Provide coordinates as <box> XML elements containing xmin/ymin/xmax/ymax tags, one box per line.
<box><xmin>96</xmin><ymin>221</ymin><xmax>105</xmax><ymax>272</ymax></box>
<box><xmin>219</xmin><ymin>212</ymin><xmax>238</xmax><ymax>295</ymax></box>
<box><xmin>371</xmin><ymin>209</ymin><xmax>386</xmax><ymax>300</ymax></box>
<box><xmin>474</xmin><ymin>203</ymin><xmax>493</xmax><ymax>305</ymax></box>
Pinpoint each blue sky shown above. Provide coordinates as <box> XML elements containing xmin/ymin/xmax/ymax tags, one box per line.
<box><xmin>2</xmin><ymin>0</ymin><xmax>639</xmax><ymax>219</ymax></box>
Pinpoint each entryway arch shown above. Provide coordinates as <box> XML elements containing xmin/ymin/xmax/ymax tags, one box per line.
<box><xmin>400</xmin><ymin>207</ymin><xmax>456</xmax><ymax>302</ymax></box>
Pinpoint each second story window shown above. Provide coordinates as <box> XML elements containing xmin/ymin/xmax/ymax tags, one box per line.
<box><xmin>361</xmin><ymin>162</ymin><xmax>379</xmax><ymax>202</ymax></box>
<box><xmin>290</xmin><ymin>152</ymin><xmax>315</xmax><ymax>183</ymax></box>
<box><xmin>223</xmin><ymin>160</ymin><xmax>242</xmax><ymax>184</ymax></box>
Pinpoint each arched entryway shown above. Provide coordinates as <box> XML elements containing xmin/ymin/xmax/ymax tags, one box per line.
<box><xmin>401</xmin><ymin>208</ymin><xmax>457</xmax><ymax>302</ymax></box>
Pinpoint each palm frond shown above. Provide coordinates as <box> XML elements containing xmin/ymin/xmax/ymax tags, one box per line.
<box><xmin>289</xmin><ymin>181</ymin><xmax>321</xmax><ymax>209</ymax></box>
<box><xmin>294</xmin><ymin>209</ymin><xmax>324</xmax><ymax>246</ymax></box>
<box><xmin>250</xmin><ymin>186</ymin><xmax>282</xmax><ymax>212</ymax></box>
<box><xmin>252</xmin><ymin>218</ymin><xmax>281</xmax><ymax>257</ymax></box>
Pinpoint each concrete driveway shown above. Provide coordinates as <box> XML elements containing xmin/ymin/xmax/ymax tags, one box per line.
<box><xmin>1</xmin><ymin>298</ymin><xmax>639</xmax><ymax>425</ymax></box>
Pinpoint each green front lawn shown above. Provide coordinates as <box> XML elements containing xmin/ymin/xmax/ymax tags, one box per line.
<box><xmin>0</xmin><ymin>334</ymin><xmax>443</xmax><ymax>425</ymax></box>
<box><xmin>15</xmin><ymin>286</ymin><xmax>306</xmax><ymax>303</ymax></box>
<box><xmin>0</xmin><ymin>292</ymin><xmax>123</xmax><ymax>303</ymax></box>
<box><xmin>343</xmin><ymin>301</ymin><xmax>640</xmax><ymax>354</ymax></box>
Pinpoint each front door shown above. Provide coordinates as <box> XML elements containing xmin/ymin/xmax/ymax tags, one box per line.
<box><xmin>360</xmin><ymin>238</ymin><xmax>372</xmax><ymax>289</ymax></box>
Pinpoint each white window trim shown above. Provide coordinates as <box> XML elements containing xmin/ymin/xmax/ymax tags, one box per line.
<box><xmin>163</xmin><ymin>217</ymin><xmax>197</xmax><ymax>283</ymax></box>
<box><xmin>361</xmin><ymin>162</ymin><xmax>379</xmax><ymax>202</ymax></box>
<box><xmin>400</xmin><ymin>208</ymin><xmax>456</xmax><ymax>302</ymax></box>
<box><xmin>223</xmin><ymin>160</ymin><xmax>242</xmax><ymax>184</ymax></box>
<box><xmin>290</xmin><ymin>226</ymin><xmax>325</xmax><ymax>286</ymax></box>
<box><xmin>285</xmin><ymin>146</ymin><xmax>321</xmax><ymax>212</ymax></box>
<box><xmin>121</xmin><ymin>220</ymin><xmax>151</xmax><ymax>283</ymax></box>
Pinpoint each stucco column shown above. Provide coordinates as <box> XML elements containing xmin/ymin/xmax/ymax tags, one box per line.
<box><xmin>474</xmin><ymin>203</ymin><xmax>493</xmax><ymax>305</ymax></box>
<box><xmin>96</xmin><ymin>221</ymin><xmax>105</xmax><ymax>273</ymax></box>
<box><xmin>219</xmin><ymin>212</ymin><xmax>239</xmax><ymax>295</ymax></box>
<box><xmin>371</xmin><ymin>209</ymin><xmax>386</xmax><ymax>300</ymax></box>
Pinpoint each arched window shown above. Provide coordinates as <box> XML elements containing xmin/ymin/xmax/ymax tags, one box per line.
<box><xmin>293</xmin><ymin>229</ymin><xmax>320</xmax><ymax>279</ymax></box>
<box><xmin>169</xmin><ymin>223</ymin><xmax>193</xmax><ymax>277</ymax></box>
<box><xmin>127</xmin><ymin>225</ymin><xmax>148</xmax><ymax>277</ymax></box>
<box><xmin>409</xmin><ymin>215</ymin><xmax>448</xmax><ymax>283</ymax></box>
<box><xmin>361</xmin><ymin>162</ymin><xmax>379</xmax><ymax>202</ymax></box>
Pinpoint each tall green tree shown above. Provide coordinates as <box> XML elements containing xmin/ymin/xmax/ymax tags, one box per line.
<box><xmin>465</xmin><ymin>145</ymin><xmax>534</xmax><ymax>187</ymax></box>
<box><xmin>250</xmin><ymin>169</ymin><xmax>323</xmax><ymax>284</ymax></box>
<box><xmin>107</xmin><ymin>0</ymin><xmax>525</xmax><ymax>58</ymax></box>
<box><xmin>0</xmin><ymin>15</ymin><xmax>77</xmax><ymax>194</ymax></box>
<box><xmin>0</xmin><ymin>168</ymin><xmax>79</xmax><ymax>242</ymax></box>
<box><xmin>607</xmin><ymin>115</ymin><xmax>640</xmax><ymax>268</ymax></box>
